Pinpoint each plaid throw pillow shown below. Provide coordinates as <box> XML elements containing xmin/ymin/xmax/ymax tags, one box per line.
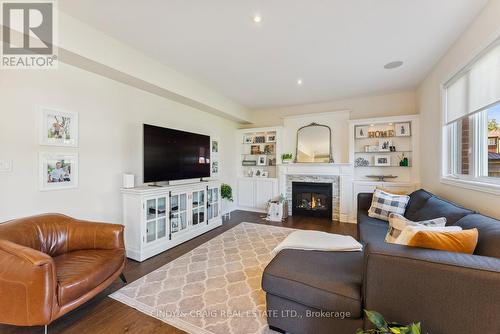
<box><xmin>368</xmin><ymin>189</ymin><xmax>410</xmax><ymax>221</ymax></box>
<box><xmin>385</xmin><ymin>213</ymin><xmax>447</xmax><ymax>243</ymax></box>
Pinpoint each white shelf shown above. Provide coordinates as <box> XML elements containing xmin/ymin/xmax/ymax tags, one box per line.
<box><xmin>349</xmin><ymin>115</ymin><xmax>420</xmax><ymax>185</ymax></box>
<box><xmin>237</xmin><ymin>127</ymin><xmax>283</xmax><ymax>212</ymax></box>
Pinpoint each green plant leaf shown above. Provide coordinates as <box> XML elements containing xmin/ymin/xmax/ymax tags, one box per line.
<box><xmin>410</xmin><ymin>323</ymin><xmax>421</xmax><ymax>334</ymax></box>
<box><xmin>220</xmin><ymin>184</ymin><xmax>233</xmax><ymax>201</ymax></box>
<box><xmin>364</xmin><ymin>310</ymin><xmax>389</xmax><ymax>330</ymax></box>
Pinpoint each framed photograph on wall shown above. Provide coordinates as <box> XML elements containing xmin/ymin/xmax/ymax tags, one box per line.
<box><xmin>395</xmin><ymin>122</ymin><xmax>411</xmax><ymax>137</ymax></box>
<box><xmin>355</xmin><ymin>125</ymin><xmax>369</xmax><ymax>139</ymax></box>
<box><xmin>39</xmin><ymin>107</ymin><xmax>78</xmax><ymax>147</ymax></box>
<box><xmin>211</xmin><ymin>161</ymin><xmax>219</xmax><ymax>177</ymax></box>
<box><xmin>211</xmin><ymin>139</ymin><xmax>219</xmax><ymax>154</ymax></box>
<box><xmin>374</xmin><ymin>155</ymin><xmax>391</xmax><ymax>167</ymax></box>
<box><xmin>39</xmin><ymin>152</ymin><xmax>78</xmax><ymax>191</ymax></box>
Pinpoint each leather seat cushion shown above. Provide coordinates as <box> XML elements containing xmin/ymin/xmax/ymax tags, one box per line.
<box><xmin>54</xmin><ymin>249</ymin><xmax>125</xmax><ymax>306</ymax></box>
<box><xmin>262</xmin><ymin>249</ymin><xmax>363</xmax><ymax>318</ymax></box>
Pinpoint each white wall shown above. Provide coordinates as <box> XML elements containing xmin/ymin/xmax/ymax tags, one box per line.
<box><xmin>247</xmin><ymin>90</ymin><xmax>416</xmax><ymax>127</ymax></box>
<box><xmin>282</xmin><ymin>111</ymin><xmax>350</xmax><ymax>163</ymax></box>
<box><xmin>417</xmin><ymin>0</ymin><xmax>500</xmax><ymax>218</ymax></box>
<box><xmin>244</xmin><ymin>91</ymin><xmax>416</xmax><ymax>164</ymax></box>
<box><xmin>0</xmin><ymin>63</ymin><xmax>238</xmax><ymax>222</ymax></box>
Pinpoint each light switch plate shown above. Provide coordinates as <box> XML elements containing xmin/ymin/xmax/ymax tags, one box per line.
<box><xmin>0</xmin><ymin>160</ymin><xmax>13</xmax><ymax>173</ymax></box>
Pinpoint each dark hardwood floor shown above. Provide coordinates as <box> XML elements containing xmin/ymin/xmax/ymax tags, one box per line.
<box><xmin>0</xmin><ymin>211</ymin><xmax>357</xmax><ymax>334</ymax></box>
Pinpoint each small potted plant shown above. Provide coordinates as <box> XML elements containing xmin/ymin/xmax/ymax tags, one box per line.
<box><xmin>281</xmin><ymin>153</ymin><xmax>293</xmax><ymax>164</ymax></box>
<box><xmin>356</xmin><ymin>310</ymin><xmax>421</xmax><ymax>334</ymax></box>
<box><xmin>220</xmin><ymin>183</ymin><xmax>233</xmax><ymax>219</ymax></box>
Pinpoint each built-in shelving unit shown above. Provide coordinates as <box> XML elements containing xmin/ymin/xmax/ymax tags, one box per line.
<box><xmin>349</xmin><ymin>115</ymin><xmax>421</xmax><ymax>210</ymax></box>
<box><xmin>352</xmin><ymin>122</ymin><xmax>413</xmax><ymax>168</ymax></box>
<box><xmin>236</xmin><ymin>127</ymin><xmax>283</xmax><ymax>212</ymax></box>
<box><xmin>238</xmin><ymin>127</ymin><xmax>282</xmax><ymax>179</ymax></box>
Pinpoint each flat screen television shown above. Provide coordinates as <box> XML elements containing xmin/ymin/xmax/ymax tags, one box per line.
<box><xmin>143</xmin><ymin>124</ymin><xmax>210</xmax><ymax>183</ymax></box>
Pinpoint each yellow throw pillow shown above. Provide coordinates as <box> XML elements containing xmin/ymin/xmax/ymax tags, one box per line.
<box><xmin>375</xmin><ymin>186</ymin><xmax>409</xmax><ymax>196</ymax></box>
<box><xmin>408</xmin><ymin>228</ymin><xmax>478</xmax><ymax>254</ymax></box>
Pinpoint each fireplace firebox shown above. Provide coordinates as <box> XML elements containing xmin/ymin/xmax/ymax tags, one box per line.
<box><xmin>292</xmin><ymin>182</ymin><xmax>332</xmax><ymax>218</ymax></box>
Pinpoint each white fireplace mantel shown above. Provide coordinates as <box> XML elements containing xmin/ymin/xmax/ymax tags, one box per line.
<box><xmin>278</xmin><ymin>163</ymin><xmax>354</xmax><ymax>223</ymax></box>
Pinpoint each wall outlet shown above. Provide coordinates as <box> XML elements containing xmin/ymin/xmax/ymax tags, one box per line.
<box><xmin>0</xmin><ymin>160</ymin><xmax>13</xmax><ymax>173</ymax></box>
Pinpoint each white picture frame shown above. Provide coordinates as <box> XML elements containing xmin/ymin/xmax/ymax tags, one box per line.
<box><xmin>355</xmin><ymin>125</ymin><xmax>369</xmax><ymax>139</ymax></box>
<box><xmin>39</xmin><ymin>152</ymin><xmax>79</xmax><ymax>191</ymax></box>
<box><xmin>257</xmin><ymin>155</ymin><xmax>267</xmax><ymax>166</ymax></box>
<box><xmin>253</xmin><ymin>168</ymin><xmax>266</xmax><ymax>178</ymax></box>
<box><xmin>243</xmin><ymin>135</ymin><xmax>254</xmax><ymax>144</ymax></box>
<box><xmin>266</xmin><ymin>134</ymin><xmax>276</xmax><ymax>143</ymax></box>
<box><xmin>395</xmin><ymin>122</ymin><xmax>411</xmax><ymax>137</ymax></box>
<box><xmin>211</xmin><ymin>139</ymin><xmax>219</xmax><ymax>154</ymax></box>
<box><xmin>39</xmin><ymin>107</ymin><xmax>78</xmax><ymax>147</ymax></box>
<box><xmin>374</xmin><ymin>155</ymin><xmax>391</xmax><ymax>167</ymax></box>
<box><xmin>211</xmin><ymin>160</ymin><xmax>219</xmax><ymax>177</ymax></box>
<box><xmin>378</xmin><ymin>139</ymin><xmax>392</xmax><ymax>152</ymax></box>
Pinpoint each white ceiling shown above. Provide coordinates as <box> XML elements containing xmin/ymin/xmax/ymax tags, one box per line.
<box><xmin>59</xmin><ymin>0</ymin><xmax>488</xmax><ymax>109</ymax></box>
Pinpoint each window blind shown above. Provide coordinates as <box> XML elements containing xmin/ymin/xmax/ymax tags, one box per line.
<box><xmin>445</xmin><ymin>42</ymin><xmax>500</xmax><ymax>125</ymax></box>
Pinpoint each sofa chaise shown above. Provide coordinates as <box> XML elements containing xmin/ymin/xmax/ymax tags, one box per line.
<box><xmin>262</xmin><ymin>189</ymin><xmax>500</xmax><ymax>334</ymax></box>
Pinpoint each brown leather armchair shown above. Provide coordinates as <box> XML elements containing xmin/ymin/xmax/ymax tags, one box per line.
<box><xmin>0</xmin><ymin>214</ymin><xmax>126</xmax><ymax>327</ymax></box>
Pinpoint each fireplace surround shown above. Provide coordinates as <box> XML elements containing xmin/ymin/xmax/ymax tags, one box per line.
<box><xmin>278</xmin><ymin>163</ymin><xmax>353</xmax><ymax>222</ymax></box>
<box><xmin>292</xmin><ymin>182</ymin><xmax>332</xmax><ymax>218</ymax></box>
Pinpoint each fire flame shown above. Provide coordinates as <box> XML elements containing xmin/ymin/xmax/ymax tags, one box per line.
<box><xmin>312</xmin><ymin>194</ymin><xmax>316</xmax><ymax>209</ymax></box>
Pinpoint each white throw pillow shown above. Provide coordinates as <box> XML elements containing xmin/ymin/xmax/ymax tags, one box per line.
<box><xmin>394</xmin><ymin>225</ymin><xmax>462</xmax><ymax>245</ymax></box>
<box><xmin>368</xmin><ymin>189</ymin><xmax>410</xmax><ymax>221</ymax></box>
<box><xmin>385</xmin><ymin>213</ymin><xmax>447</xmax><ymax>243</ymax></box>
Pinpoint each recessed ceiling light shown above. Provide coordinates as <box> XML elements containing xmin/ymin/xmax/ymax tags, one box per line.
<box><xmin>384</xmin><ymin>61</ymin><xmax>403</xmax><ymax>69</ymax></box>
<box><xmin>370</xmin><ymin>124</ymin><xmax>375</xmax><ymax>127</ymax></box>
<box><xmin>253</xmin><ymin>15</ymin><xmax>262</xmax><ymax>23</ymax></box>
<box><xmin>296</xmin><ymin>79</ymin><xmax>303</xmax><ymax>86</ymax></box>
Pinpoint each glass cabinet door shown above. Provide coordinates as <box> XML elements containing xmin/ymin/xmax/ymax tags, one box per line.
<box><xmin>207</xmin><ymin>188</ymin><xmax>219</xmax><ymax>222</ymax></box>
<box><xmin>145</xmin><ymin>196</ymin><xmax>168</xmax><ymax>244</ymax></box>
<box><xmin>146</xmin><ymin>220</ymin><xmax>156</xmax><ymax>242</ymax></box>
<box><xmin>171</xmin><ymin>193</ymin><xmax>188</xmax><ymax>237</ymax></box>
<box><xmin>192</xmin><ymin>189</ymin><xmax>206</xmax><ymax>226</ymax></box>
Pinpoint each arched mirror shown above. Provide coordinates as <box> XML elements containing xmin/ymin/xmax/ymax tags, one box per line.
<box><xmin>295</xmin><ymin>123</ymin><xmax>334</xmax><ymax>163</ymax></box>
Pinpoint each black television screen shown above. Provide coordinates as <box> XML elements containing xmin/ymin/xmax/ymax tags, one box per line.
<box><xmin>143</xmin><ymin>124</ymin><xmax>210</xmax><ymax>183</ymax></box>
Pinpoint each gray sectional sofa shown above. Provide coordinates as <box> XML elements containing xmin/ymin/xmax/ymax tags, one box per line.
<box><xmin>262</xmin><ymin>189</ymin><xmax>500</xmax><ymax>334</ymax></box>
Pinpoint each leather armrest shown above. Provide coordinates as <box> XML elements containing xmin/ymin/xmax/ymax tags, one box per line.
<box><xmin>363</xmin><ymin>242</ymin><xmax>500</xmax><ymax>333</ymax></box>
<box><xmin>67</xmin><ymin>220</ymin><xmax>125</xmax><ymax>251</ymax></box>
<box><xmin>0</xmin><ymin>240</ymin><xmax>57</xmax><ymax>326</ymax></box>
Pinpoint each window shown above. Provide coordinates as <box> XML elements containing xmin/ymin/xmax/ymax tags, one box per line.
<box><xmin>443</xmin><ymin>38</ymin><xmax>500</xmax><ymax>191</ymax></box>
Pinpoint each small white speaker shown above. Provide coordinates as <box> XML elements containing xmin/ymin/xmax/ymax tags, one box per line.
<box><xmin>123</xmin><ymin>174</ymin><xmax>135</xmax><ymax>188</ymax></box>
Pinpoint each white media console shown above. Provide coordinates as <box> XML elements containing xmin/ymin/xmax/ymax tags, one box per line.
<box><xmin>121</xmin><ymin>180</ymin><xmax>222</xmax><ymax>262</ymax></box>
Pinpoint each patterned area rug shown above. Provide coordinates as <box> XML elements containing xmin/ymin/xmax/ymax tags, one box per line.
<box><xmin>111</xmin><ymin>222</ymin><xmax>294</xmax><ymax>334</ymax></box>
